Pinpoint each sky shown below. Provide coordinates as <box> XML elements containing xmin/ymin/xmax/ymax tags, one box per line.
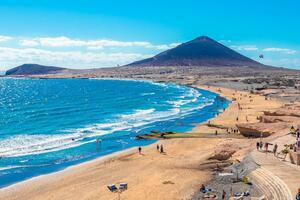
<box><xmin>0</xmin><ymin>0</ymin><xmax>300</xmax><ymax>71</ymax></box>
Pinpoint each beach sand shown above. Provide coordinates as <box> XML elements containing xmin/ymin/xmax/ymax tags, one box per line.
<box><xmin>0</xmin><ymin>85</ymin><xmax>284</xmax><ymax>200</ymax></box>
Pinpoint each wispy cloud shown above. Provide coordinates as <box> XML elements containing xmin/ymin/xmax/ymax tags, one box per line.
<box><xmin>219</xmin><ymin>40</ymin><xmax>232</xmax><ymax>43</ymax></box>
<box><xmin>18</xmin><ymin>36</ymin><xmax>180</xmax><ymax>50</ymax></box>
<box><xmin>0</xmin><ymin>47</ymin><xmax>152</xmax><ymax>69</ymax></box>
<box><xmin>262</xmin><ymin>47</ymin><xmax>297</xmax><ymax>54</ymax></box>
<box><xmin>261</xmin><ymin>58</ymin><xmax>300</xmax><ymax>69</ymax></box>
<box><xmin>0</xmin><ymin>35</ymin><xmax>12</xmax><ymax>42</ymax></box>
<box><xmin>230</xmin><ymin>45</ymin><xmax>258</xmax><ymax>51</ymax></box>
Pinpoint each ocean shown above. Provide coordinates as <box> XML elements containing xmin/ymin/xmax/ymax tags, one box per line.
<box><xmin>0</xmin><ymin>78</ymin><xmax>229</xmax><ymax>187</ymax></box>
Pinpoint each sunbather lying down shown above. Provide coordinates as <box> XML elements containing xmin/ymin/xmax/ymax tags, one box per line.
<box><xmin>200</xmin><ymin>184</ymin><xmax>212</xmax><ymax>193</ymax></box>
<box><xmin>233</xmin><ymin>191</ymin><xmax>250</xmax><ymax>199</ymax></box>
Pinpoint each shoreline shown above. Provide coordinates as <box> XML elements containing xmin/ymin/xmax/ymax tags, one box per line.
<box><xmin>1</xmin><ymin>147</ymin><xmax>137</xmax><ymax>190</ymax></box>
<box><xmin>0</xmin><ymin>80</ymin><xmax>229</xmax><ymax>190</ymax></box>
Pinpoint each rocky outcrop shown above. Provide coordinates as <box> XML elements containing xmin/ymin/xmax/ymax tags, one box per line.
<box><xmin>259</xmin><ymin>115</ymin><xmax>300</xmax><ymax>123</ymax></box>
<box><xmin>236</xmin><ymin>122</ymin><xmax>289</xmax><ymax>138</ymax></box>
<box><xmin>264</xmin><ymin>109</ymin><xmax>300</xmax><ymax>118</ymax></box>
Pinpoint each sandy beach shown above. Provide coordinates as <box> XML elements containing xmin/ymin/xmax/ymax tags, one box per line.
<box><xmin>2</xmin><ymin>2</ymin><xmax>300</xmax><ymax>199</ymax></box>
<box><xmin>0</xmin><ymin>84</ymin><xmax>295</xmax><ymax>200</ymax></box>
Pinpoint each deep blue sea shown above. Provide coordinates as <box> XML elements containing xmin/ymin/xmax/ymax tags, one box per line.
<box><xmin>0</xmin><ymin>78</ymin><xmax>229</xmax><ymax>188</ymax></box>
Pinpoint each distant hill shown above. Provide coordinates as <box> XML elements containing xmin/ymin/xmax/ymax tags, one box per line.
<box><xmin>126</xmin><ymin>36</ymin><xmax>266</xmax><ymax>68</ymax></box>
<box><xmin>5</xmin><ymin>64</ymin><xmax>65</xmax><ymax>76</ymax></box>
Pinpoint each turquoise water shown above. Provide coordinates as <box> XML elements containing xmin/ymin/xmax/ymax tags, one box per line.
<box><xmin>0</xmin><ymin>78</ymin><xmax>229</xmax><ymax>187</ymax></box>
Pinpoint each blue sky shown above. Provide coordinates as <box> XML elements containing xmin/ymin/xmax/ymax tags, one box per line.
<box><xmin>0</xmin><ymin>0</ymin><xmax>299</xmax><ymax>70</ymax></box>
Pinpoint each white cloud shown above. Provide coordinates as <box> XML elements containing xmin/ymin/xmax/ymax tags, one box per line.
<box><xmin>19</xmin><ymin>39</ymin><xmax>39</xmax><ymax>46</ymax></box>
<box><xmin>18</xmin><ymin>36</ymin><xmax>179</xmax><ymax>50</ymax></box>
<box><xmin>0</xmin><ymin>47</ymin><xmax>152</xmax><ymax>70</ymax></box>
<box><xmin>219</xmin><ymin>40</ymin><xmax>232</xmax><ymax>43</ymax></box>
<box><xmin>0</xmin><ymin>35</ymin><xmax>181</xmax><ymax>70</ymax></box>
<box><xmin>0</xmin><ymin>35</ymin><xmax>12</xmax><ymax>42</ymax></box>
<box><xmin>230</xmin><ymin>45</ymin><xmax>258</xmax><ymax>51</ymax></box>
<box><xmin>261</xmin><ymin>58</ymin><xmax>300</xmax><ymax>69</ymax></box>
<box><xmin>263</xmin><ymin>47</ymin><xmax>296</xmax><ymax>54</ymax></box>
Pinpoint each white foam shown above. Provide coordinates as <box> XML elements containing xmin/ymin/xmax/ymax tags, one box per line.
<box><xmin>167</xmin><ymin>88</ymin><xmax>202</xmax><ymax>108</ymax></box>
<box><xmin>0</xmin><ymin>166</ymin><xmax>22</xmax><ymax>171</ymax></box>
<box><xmin>0</xmin><ymin>164</ymin><xmax>50</xmax><ymax>171</ymax></box>
<box><xmin>0</xmin><ymin>107</ymin><xmax>181</xmax><ymax>157</ymax></box>
<box><xmin>90</xmin><ymin>78</ymin><xmax>169</xmax><ymax>88</ymax></box>
<box><xmin>119</xmin><ymin>109</ymin><xmax>155</xmax><ymax>119</ymax></box>
<box><xmin>141</xmin><ymin>92</ymin><xmax>155</xmax><ymax>96</ymax></box>
<box><xmin>0</xmin><ymin>134</ymin><xmax>97</xmax><ymax>157</ymax></box>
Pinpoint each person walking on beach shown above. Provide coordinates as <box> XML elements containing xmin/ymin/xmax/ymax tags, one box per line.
<box><xmin>259</xmin><ymin>141</ymin><xmax>263</xmax><ymax>150</ymax></box>
<box><xmin>160</xmin><ymin>145</ymin><xmax>164</xmax><ymax>153</ymax></box>
<box><xmin>256</xmin><ymin>142</ymin><xmax>260</xmax><ymax>150</ymax></box>
<box><xmin>273</xmin><ymin>143</ymin><xmax>278</xmax><ymax>156</ymax></box>
<box><xmin>138</xmin><ymin>146</ymin><xmax>142</xmax><ymax>154</ymax></box>
<box><xmin>222</xmin><ymin>190</ymin><xmax>226</xmax><ymax>200</ymax></box>
<box><xmin>265</xmin><ymin>142</ymin><xmax>269</xmax><ymax>153</ymax></box>
<box><xmin>156</xmin><ymin>144</ymin><xmax>159</xmax><ymax>152</ymax></box>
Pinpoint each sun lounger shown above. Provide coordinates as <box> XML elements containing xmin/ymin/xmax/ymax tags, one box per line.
<box><xmin>233</xmin><ymin>191</ymin><xmax>250</xmax><ymax>199</ymax></box>
<box><xmin>107</xmin><ymin>184</ymin><xmax>118</xmax><ymax>192</ymax></box>
<box><xmin>234</xmin><ymin>192</ymin><xmax>244</xmax><ymax>200</ymax></box>
<box><xmin>119</xmin><ymin>183</ymin><xmax>128</xmax><ymax>190</ymax></box>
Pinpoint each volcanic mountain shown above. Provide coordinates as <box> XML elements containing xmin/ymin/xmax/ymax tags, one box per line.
<box><xmin>126</xmin><ymin>36</ymin><xmax>265</xmax><ymax>68</ymax></box>
<box><xmin>5</xmin><ymin>64</ymin><xmax>65</xmax><ymax>76</ymax></box>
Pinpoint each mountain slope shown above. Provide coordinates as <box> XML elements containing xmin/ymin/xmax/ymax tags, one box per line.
<box><xmin>126</xmin><ymin>36</ymin><xmax>265</xmax><ymax>67</ymax></box>
<box><xmin>5</xmin><ymin>64</ymin><xmax>66</xmax><ymax>76</ymax></box>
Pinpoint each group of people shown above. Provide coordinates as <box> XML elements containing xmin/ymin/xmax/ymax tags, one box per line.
<box><xmin>156</xmin><ymin>144</ymin><xmax>164</xmax><ymax>153</ymax></box>
<box><xmin>226</xmin><ymin>128</ymin><xmax>239</xmax><ymax>134</ymax></box>
<box><xmin>256</xmin><ymin>141</ymin><xmax>278</xmax><ymax>155</ymax></box>
<box><xmin>138</xmin><ymin>144</ymin><xmax>165</xmax><ymax>154</ymax></box>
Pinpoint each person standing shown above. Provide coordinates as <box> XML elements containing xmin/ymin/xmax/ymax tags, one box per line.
<box><xmin>256</xmin><ymin>142</ymin><xmax>260</xmax><ymax>150</ymax></box>
<box><xmin>138</xmin><ymin>146</ymin><xmax>142</xmax><ymax>154</ymax></box>
<box><xmin>156</xmin><ymin>144</ymin><xmax>159</xmax><ymax>152</ymax></box>
<box><xmin>265</xmin><ymin>142</ymin><xmax>269</xmax><ymax>153</ymax></box>
<box><xmin>259</xmin><ymin>141</ymin><xmax>263</xmax><ymax>150</ymax></box>
<box><xmin>160</xmin><ymin>145</ymin><xmax>164</xmax><ymax>153</ymax></box>
<box><xmin>222</xmin><ymin>190</ymin><xmax>226</xmax><ymax>200</ymax></box>
<box><xmin>273</xmin><ymin>143</ymin><xmax>278</xmax><ymax>156</ymax></box>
